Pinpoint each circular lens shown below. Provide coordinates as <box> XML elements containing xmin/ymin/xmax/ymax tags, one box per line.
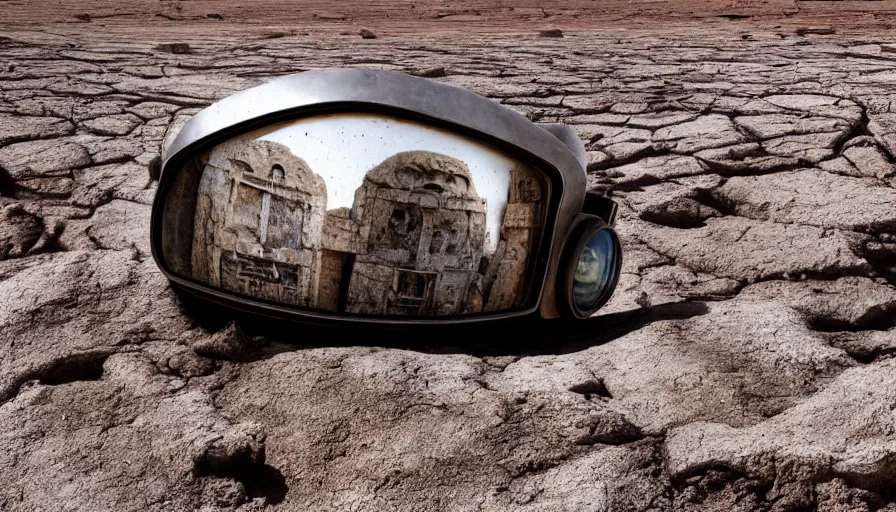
<box><xmin>571</xmin><ymin>228</ymin><xmax>619</xmax><ymax>315</ymax></box>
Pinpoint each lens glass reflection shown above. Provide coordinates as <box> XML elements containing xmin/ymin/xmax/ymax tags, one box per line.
<box><xmin>160</xmin><ymin>112</ymin><xmax>549</xmax><ymax>317</ymax></box>
<box><xmin>572</xmin><ymin>228</ymin><xmax>618</xmax><ymax>314</ymax></box>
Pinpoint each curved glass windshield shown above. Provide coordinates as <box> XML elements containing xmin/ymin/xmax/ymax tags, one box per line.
<box><xmin>160</xmin><ymin>113</ymin><xmax>550</xmax><ymax>317</ymax></box>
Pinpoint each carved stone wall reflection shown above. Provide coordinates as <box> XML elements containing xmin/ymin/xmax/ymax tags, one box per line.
<box><xmin>191</xmin><ymin>139</ymin><xmax>327</xmax><ymax>307</ymax></box>
<box><xmin>481</xmin><ymin>166</ymin><xmax>544</xmax><ymax>312</ymax></box>
<box><xmin>329</xmin><ymin>151</ymin><xmax>489</xmax><ymax>316</ymax></box>
<box><xmin>189</xmin><ymin>142</ymin><xmax>545</xmax><ymax>316</ymax></box>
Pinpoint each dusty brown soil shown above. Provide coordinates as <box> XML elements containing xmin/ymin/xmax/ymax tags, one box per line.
<box><xmin>5</xmin><ymin>0</ymin><xmax>896</xmax><ymax>34</ymax></box>
<box><xmin>3</xmin><ymin>3</ymin><xmax>896</xmax><ymax>512</ymax></box>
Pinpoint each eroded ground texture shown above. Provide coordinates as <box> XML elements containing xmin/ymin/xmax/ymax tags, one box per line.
<box><xmin>3</xmin><ymin>23</ymin><xmax>896</xmax><ymax>512</ymax></box>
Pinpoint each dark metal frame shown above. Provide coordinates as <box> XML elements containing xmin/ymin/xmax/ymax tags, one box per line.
<box><xmin>150</xmin><ymin>68</ymin><xmax>615</xmax><ymax>325</ymax></box>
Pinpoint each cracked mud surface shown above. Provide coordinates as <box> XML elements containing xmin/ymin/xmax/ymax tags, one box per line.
<box><xmin>3</xmin><ymin>14</ymin><xmax>896</xmax><ymax>512</ymax></box>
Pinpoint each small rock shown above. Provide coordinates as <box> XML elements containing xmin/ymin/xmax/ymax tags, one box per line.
<box><xmin>585</xmin><ymin>150</ymin><xmax>611</xmax><ymax>171</ymax></box>
<box><xmin>815</xmin><ymin>479</ymin><xmax>877</xmax><ymax>512</ymax></box>
<box><xmin>263</xmin><ymin>31</ymin><xmax>293</xmax><ymax>39</ymax></box>
<box><xmin>191</xmin><ymin>322</ymin><xmax>262</xmax><ymax>362</ymax></box>
<box><xmin>74</xmin><ymin>13</ymin><xmax>91</xmax><ymax>22</ymax></box>
<box><xmin>539</xmin><ymin>29</ymin><xmax>564</xmax><ymax>38</ymax></box>
<box><xmin>201</xmin><ymin>478</ymin><xmax>246</xmax><ymax>507</ymax></box>
<box><xmin>155</xmin><ymin>43</ymin><xmax>192</xmax><ymax>54</ymax></box>
<box><xmin>359</xmin><ymin>29</ymin><xmax>377</xmax><ymax>39</ymax></box>
<box><xmin>206</xmin><ymin>13</ymin><xmax>224</xmax><ymax>20</ymax></box>
<box><xmin>315</xmin><ymin>12</ymin><xmax>349</xmax><ymax>21</ymax></box>
<box><xmin>167</xmin><ymin>379</ymin><xmax>185</xmax><ymax>392</ymax></box>
<box><xmin>639</xmin><ymin>197</ymin><xmax>721</xmax><ymax>229</ymax></box>
<box><xmin>796</xmin><ymin>26</ymin><xmax>835</xmax><ymax>36</ymax></box>
<box><xmin>199</xmin><ymin>424</ymin><xmax>266</xmax><ymax>476</ymax></box>
<box><xmin>575</xmin><ymin>412</ymin><xmax>643</xmax><ymax>446</ymax></box>
<box><xmin>161</xmin><ymin>347</ymin><xmax>216</xmax><ymax>378</ymax></box>
<box><xmin>0</xmin><ymin>204</ymin><xmax>42</xmax><ymax>260</ymax></box>
<box><xmin>15</xmin><ymin>177</ymin><xmax>74</xmax><ymax>197</ymax></box>
<box><xmin>415</xmin><ymin>66</ymin><xmax>447</xmax><ymax>78</ymax></box>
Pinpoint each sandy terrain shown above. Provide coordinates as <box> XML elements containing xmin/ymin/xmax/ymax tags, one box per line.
<box><xmin>2</xmin><ymin>2</ymin><xmax>896</xmax><ymax>511</ymax></box>
<box><xmin>5</xmin><ymin>0</ymin><xmax>896</xmax><ymax>34</ymax></box>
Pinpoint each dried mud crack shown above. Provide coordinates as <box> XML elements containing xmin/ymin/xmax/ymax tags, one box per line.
<box><xmin>2</xmin><ymin>21</ymin><xmax>896</xmax><ymax>512</ymax></box>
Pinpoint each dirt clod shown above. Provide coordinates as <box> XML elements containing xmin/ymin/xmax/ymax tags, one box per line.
<box><xmin>155</xmin><ymin>42</ymin><xmax>193</xmax><ymax>54</ymax></box>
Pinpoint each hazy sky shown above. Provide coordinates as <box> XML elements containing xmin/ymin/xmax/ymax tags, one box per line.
<box><xmin>243</xmin><ymin>113</ymin><xmax>522</xmax><ymax>254</ymax></box>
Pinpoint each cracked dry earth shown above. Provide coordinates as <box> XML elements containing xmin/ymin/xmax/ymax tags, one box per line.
<box><xmin>3</xmin><ymin>25</ymin><xmax>896</xmax><ymax>512</ymax></box>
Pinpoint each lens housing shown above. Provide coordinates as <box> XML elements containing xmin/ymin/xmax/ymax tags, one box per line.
<box><xmin>559</xmin><ymin>215</ymin><xmax>622</xmax><ymax>319</ymax></box>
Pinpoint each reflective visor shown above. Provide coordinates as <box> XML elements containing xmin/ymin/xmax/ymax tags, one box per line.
<box><xmin>159</xmin><ymin>112</ymin><xmax>550</xmax><ymax>317</ymax></box>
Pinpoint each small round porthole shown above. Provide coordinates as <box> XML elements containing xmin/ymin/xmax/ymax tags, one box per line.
<box><xmin>559</xmin><ymin>217</ymin><xmax>623</xmax><ymax>319</ymax></box>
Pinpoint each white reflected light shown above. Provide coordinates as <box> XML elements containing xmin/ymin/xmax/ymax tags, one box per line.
<box><xmin>237</xmin><ymin>113</ymin><xmax>521</xmax><ymax>254</ymax></box>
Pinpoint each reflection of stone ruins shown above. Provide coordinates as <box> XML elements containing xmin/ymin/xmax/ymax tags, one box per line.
<box><xmin>190</xmin><ymin>139</ymin><xmax>545</xmax><ymax>316</ymax></box>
